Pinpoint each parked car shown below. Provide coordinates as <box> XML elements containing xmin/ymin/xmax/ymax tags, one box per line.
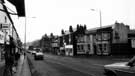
<box><xmin>104</xmin><ymin>56</ymin><xmax>135</xmax><ymax>76</ymax></box>
<box><xmin>34</xmin><ymin>51</ymin><xmax>44</xmax><ymax>60</ymax></box>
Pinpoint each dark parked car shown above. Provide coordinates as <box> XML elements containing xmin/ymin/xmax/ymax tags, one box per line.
<box><xmin>104</xmin><ymin>56</ymin><xmax>135</xmax><ymax>76</ymax></box>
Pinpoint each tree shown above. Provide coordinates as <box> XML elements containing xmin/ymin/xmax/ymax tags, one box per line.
<box><xmin>69</xmin><ymin>25</ymin><xmax>73</xmax><ymax>33</ymax></box>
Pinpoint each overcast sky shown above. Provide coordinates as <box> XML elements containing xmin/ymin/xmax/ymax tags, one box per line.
<box><xmin>5</xmin><ymin>0</ymin><xmax>135</xmax><ymax>43</ymax></box>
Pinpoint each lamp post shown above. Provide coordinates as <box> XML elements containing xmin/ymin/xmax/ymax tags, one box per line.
<box><xmin>90</xmin><ymin>9</ymin><xmax>102</xmax><ymax>29</ymax></box>
<box><xmin>24</xmin><ymin>16</ymin><xmax>26</xmax><ymax>52</ymax></box>
<box><xmin>90</xmin><ymin>9</ymin><xmax>103</xmax><ymax>55</ymax></box>
<box><xmin>24</xmin><ymin>16</ymin><xmax>36</xmax><ymax>52</ymax></box>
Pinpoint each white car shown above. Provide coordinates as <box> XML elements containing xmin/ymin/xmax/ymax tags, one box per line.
<box><xmin>104</xmin><ymin>56</ymin><xmax>135</xmax><ymax>76</ymax></box>
<box><xmin>34</xmin><ymin>52</ymin><xmax>44</xmax><ymax>60</ymax></box>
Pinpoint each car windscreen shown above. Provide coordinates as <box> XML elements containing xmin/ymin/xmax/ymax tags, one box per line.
<box><xmin>127</xmin><ymin>56</ymin><xmax>135</xmax><ymax>66</ymax></box>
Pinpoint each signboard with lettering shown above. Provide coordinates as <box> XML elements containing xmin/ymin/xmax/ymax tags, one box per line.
<box><xmin>2</xmin><ymin>23</ymin><xmax>10</xmax><ymax>30</ymax></box>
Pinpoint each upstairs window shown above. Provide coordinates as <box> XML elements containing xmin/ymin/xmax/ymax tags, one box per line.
<box><xmin>114</xmin><ymin>32</ymin><xmax>119</xmax><ymax>39</ymax></box>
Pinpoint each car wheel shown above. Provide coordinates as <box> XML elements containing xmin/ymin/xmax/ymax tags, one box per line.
<box><xmin>107</xmin><ymin>72</ymin><xmax>116</xmax><ymax>76</ymax></box>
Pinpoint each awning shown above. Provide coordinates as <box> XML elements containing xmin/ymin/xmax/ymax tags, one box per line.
<box><xmin>7</xmin><ymin>0</ymin><xmax>25</xmax><ymax>17</ymax></box>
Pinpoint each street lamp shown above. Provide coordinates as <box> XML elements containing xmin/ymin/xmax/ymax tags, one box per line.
<box><xmin>90</xmin><ymin>9</ymin><xmax>102</xmax><ymax>28</ymax></box>
<box><xmin>24</xmin><ymin>0</ymin><xmax>36</xmax><ymax>52</ymax></box>
<box><xmin>90</xmin><ymin>9</ymin><xmax>103</xmax><ymax>55</ymax></box>
<box><xmin>24</xmin><ymin>16</ymin><xmax>36</xmax><ymax>52</ymax></box>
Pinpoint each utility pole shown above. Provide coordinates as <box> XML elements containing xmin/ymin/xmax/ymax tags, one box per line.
<box><xmin>91</xmin><ymin>9</ymin><xmax>103</xmax><ymax>55</ymax></box>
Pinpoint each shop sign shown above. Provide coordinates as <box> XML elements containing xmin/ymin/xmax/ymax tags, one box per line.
<box><xmin>2</xmin><ymin>23</ymin><xmax>10</xmax><ymax>30</ymax></box>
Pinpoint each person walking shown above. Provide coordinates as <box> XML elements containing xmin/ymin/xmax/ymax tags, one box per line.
<box><xmin>4</xmin><ymin>45</ymin><xmax>14</xmax><ymax>76</ymax></box>
<box><xmin>3</xmin><ymin>36</ymin><xmax>16</xmax><ymax>76</ymax></box>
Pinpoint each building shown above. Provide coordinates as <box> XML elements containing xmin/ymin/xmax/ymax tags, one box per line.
<box><xmin>86</xmin><ymin>22</ymin><xmax>130</xmax><ymax>55</ymax></box>
<box><xmin>41</xmin><ymin>35</ymin><xmax>52</xmax><ymax>52</ymax></box>
<box><xmin>58</xmin><ymin>36</ymin><xmax>65</xmax><ymax>55</ymax></box>
<box><xmin>62</xmin><ymin>30</ymin><xmax>75</xmax><ymax>56</ymax></box>
<box><xmin>0</xmin><ymin>0</ymin><xmax>25</xmax><ymax>60</ymax></box>
<box><xmin>51</xmin><ymin>36</ymin><xmax>59</xmax><ymax>54</ymax></box>
<box><xmin>85</xmin><ymin>29</ymin><xmax>97</xmax><ymax>55</ymax></box>
<box><xmin>128</xmin><ymin>30</ymin><xmax>135</xmax><ymax>55</ymax></box>
<box><xmin>59</xmin><ymin>22</ymin><xmax>133</xmax><ymax>56</ymax></box>
<box><xmin>0</xmin><ymin>0</ymin><xmax>14</xmax><ymax>60</ymax></box>
<box><xmin>59</xmin><ymin>25</ymin><xmax>87</xmax><ymax>56</ymax></box>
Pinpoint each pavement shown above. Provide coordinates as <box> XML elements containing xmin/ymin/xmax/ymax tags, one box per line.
<box><xmin>0</xmin><ymin>54</ymin><xmax>31</xmax><ymax>76</ymax></box>
<box><xmin>0</xmin><ymin>60</ymin><xmax>5</xmax><ymax>76</ymax></box>
<box><xmin>15</xmin><ymin>55</ymin><xmax>31</xmax><ymax>76</ymax></box>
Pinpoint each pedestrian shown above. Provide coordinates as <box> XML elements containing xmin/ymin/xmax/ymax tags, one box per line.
<box><xmin>4</xmin><ymin>45</ymin><xmax>14</xmax><ymax>75</ymax></box>
<box><xmin>24</xmin><ymin>51</ymin><xmax>26</xmax><ymax>59</ymax></box>
<box><xmin>15</xmin><ymin>51</ymin><xmax>20</xmax><ymax>66</ymax></box>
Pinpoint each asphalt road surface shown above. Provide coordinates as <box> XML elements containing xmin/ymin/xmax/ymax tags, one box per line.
<box><xmin>27</xmin><ymin>53</ymin><xmax>129</xmax><ymax>76</ymax></box>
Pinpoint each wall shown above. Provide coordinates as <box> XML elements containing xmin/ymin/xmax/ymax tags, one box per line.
<box><xmin>112</xmin><ymin>23</ymin><xmax>129</xmax><ymax>43</ymax></box>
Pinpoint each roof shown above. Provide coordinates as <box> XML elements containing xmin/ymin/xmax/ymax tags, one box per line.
<box><xmin>86</xmin><ymin>25</ymin><xmax>113</xmax><ymax>34</ymax></box>
<box><xmin>7</xmin><ymin>0</ymin><xmax>25</xmax><ymax>17</ymax></box>
<box><xmin>64</xmin><ymin>28</ymin><xmax>77</xmax><ymax>35</ymax></box>
<box><xmin>128</xmin><ymin>30</ymin><xmax>135</xmax><ymax>38</ymax></box>
<box><xmin>129</xmin><ymin>30</ymin><xmax>135</xmax><ymax>34</ymax></box>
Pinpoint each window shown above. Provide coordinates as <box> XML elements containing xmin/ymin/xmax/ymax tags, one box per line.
<box><xmin>77</xmin><ymin>45</ymin><xmax>80</xmax><ymax>50</ymax></box>
<box><xmin>103</xmin><ymin>33</ymin><xmax>110</xmax><ymax>40</ymax></box>
<box><xmin>99</xmin><ymin>44</ymin><xmax>102</xmax><ymax>51</ymax></box>
<box><xmin>114</xmin><ymin>32</ymin><xmax>119</xmax><ymax>39</ymax></box>
<box><xmin>81</xmin><ymin>45</ymin><xmax>83</xmax><ymax>50</ymax></box>
<box><xmin>96</xmin><ymin>34</ymin><xmax>101</xmax><ymax>40</ymax></box>
<box><xmin>103</xmin><ymin>44</ymin><xmax>107</xmax><ymax>51</ymax></box>
<box><xmin>88</xmin><ymin>44</ymin><xmax>90</xmax><ymax>50</ymax></box>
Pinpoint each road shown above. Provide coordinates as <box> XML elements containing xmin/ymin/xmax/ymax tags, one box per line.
<box><xmin>27</xmin><ymin>53</ymin><xmax>129</xmax><ymax>76</ymax></box>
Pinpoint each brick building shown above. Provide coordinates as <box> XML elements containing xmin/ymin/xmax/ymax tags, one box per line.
<box><xmin>86</xmin><ymin>22</ymin><xmax>130</xmax><ymax>55</ymax></box>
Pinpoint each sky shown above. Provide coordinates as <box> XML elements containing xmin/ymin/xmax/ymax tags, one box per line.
<box><xmin>5</xmin><ymin>0</ymin><xmax>135</xmax><ymax>43</ymax></box>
